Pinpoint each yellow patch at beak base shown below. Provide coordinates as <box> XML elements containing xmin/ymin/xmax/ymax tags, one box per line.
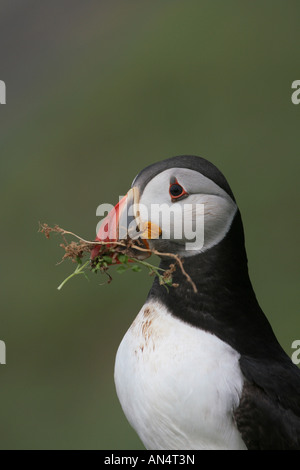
<box><xmin>140</xmin><ymin>221</ymin><xmax>162</xmax><ymax>239</ymax></box>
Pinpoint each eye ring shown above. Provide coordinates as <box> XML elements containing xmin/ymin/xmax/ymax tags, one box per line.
<box><xmin>169</xmin><ymin>180</ymin><xmax>188</xmax><ymax>201</ymax></box>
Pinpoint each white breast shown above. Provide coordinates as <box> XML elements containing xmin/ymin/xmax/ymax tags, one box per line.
<box><xmin>114</xmin><ymin>301</ymin><xmax>247</xmax><ymax>450</ymax></box>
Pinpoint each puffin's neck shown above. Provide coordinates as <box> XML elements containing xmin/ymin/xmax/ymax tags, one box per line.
<box><xmin>148</xmin><ymin>211</ymin><xmax>280</xmax><ymax>357</ymax></box>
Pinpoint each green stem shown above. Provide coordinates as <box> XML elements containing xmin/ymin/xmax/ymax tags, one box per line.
<box><xmin>57</xmin><ymin>260</ymin><xmax>90</xmax><ymax>291</ymax></box>
<box><xmin>131</xmin><ymin>258</ymin><xmax>165</xmax><ymax>272</ymax></box>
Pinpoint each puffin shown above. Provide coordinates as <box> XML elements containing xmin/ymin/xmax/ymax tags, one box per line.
<box><xmin>95</xmin><ymin>155</ymin><xmax>300</xmax><ymax>450</ymax></box>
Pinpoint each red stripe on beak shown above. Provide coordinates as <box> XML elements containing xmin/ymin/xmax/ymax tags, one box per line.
<box><xmin>91</xmin><ymin>194</ymin><xmax>128</xmax><ymax>259</ymax></box>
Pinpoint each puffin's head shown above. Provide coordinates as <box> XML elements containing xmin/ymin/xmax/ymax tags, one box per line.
<box><xmin>93</xmin><ymin>155</ymin><xmax>238</xmax><ymax>259</ymax></box>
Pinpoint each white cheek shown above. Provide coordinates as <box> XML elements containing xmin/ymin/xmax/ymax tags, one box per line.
<box><xmin>200</xmin><ymin>195</ymin><xmax>237</xmax><ymax>254</ymax></box>
<box><xmin>172</xmin><ymin>195</ymin><xmax>237</xmax><ymax>255</ymax></box>
<box><xmin>138</xmin><ymin>168</ymin><xmax>237</xmax><ymax>255</ymax></box>
<box><xmin>139</xmin><ymin>195</ymin><xmax>236</xmax><ymax>254</ymax></box>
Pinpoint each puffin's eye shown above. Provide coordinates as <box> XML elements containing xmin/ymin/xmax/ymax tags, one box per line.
<box><xmin>169</xmin><ymin>181</ymin><xmax>188</xmax><ymax>200</ymax></box>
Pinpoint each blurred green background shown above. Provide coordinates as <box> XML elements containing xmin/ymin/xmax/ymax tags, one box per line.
<box><xmin>0</xmin><ymin>0</ymin><xmax>299</xmax><ymax>449</ymax></box>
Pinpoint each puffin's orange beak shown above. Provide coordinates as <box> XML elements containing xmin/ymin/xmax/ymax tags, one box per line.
<box><xmin>91</xmin><ymin>188</ymin><xmax>160</xmax><ymax>260</ymax></box>
<box><xmin>91</xmin><ymin>192</ymin><xmax>131</xmax><ymax>259</ymax></box>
